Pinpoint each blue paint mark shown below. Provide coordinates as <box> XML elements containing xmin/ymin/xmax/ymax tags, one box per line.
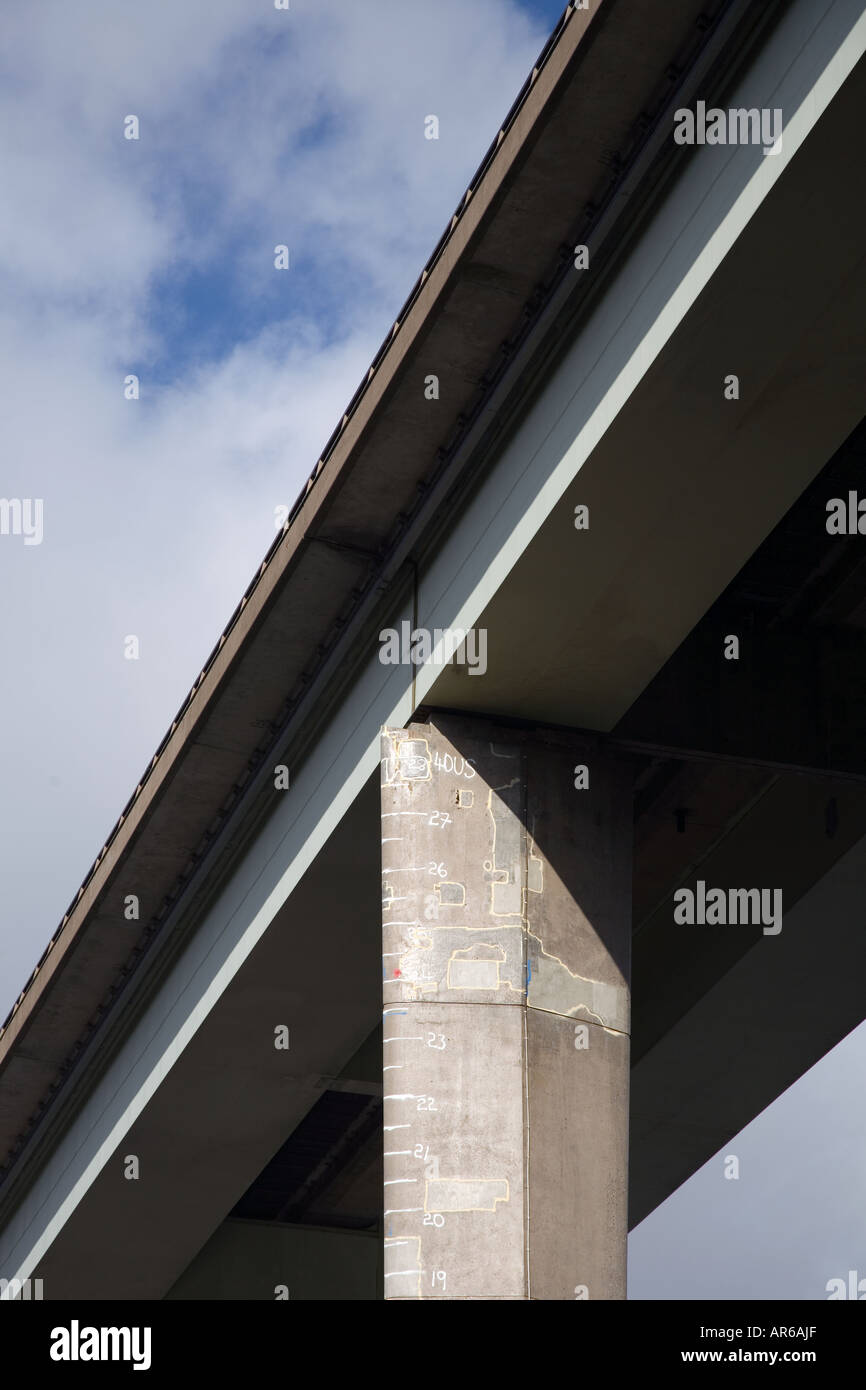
<box><xmin>526</xmin><ymin>956</ymin><xmax>532</xmax><ymax>988</ymax></box>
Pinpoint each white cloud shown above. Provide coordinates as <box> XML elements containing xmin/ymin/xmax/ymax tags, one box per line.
<box><xmin>0</xmin><ymin>0</ymin><xmax>550</xmax><ymax>1009</ymax></box>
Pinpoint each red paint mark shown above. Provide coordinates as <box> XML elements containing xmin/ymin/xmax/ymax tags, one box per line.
<box><xmin>393</xmin><ymin>969</ymin><xmax>402</xmax><ymax>977</ymax></box>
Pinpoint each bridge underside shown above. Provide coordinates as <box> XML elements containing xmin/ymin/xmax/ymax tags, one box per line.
<box><xmin>5</xmin><ymin>1</ymin><xmax>866</xmax><ymax>1301</ymax></box>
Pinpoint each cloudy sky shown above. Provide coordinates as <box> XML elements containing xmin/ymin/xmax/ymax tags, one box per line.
<box><xmin>1</xmin><ymin>0</ymin><xmax>863</xmax><ymax>1302</ymax></box>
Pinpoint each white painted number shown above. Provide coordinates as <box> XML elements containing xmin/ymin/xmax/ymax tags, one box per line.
<box><xmin>426</xmin><ymin>1032</ymin><xmax>446</xmax><ymax>1050</ymax></box>
<box><xmin>431</xmin><ymin>1270</ymin><xmax>447</xmax><ymax>1290</ymax></box>
<box><xmin>428</xmin><ymin>811</ymin><xmax>453</xmax><ymax>828</ymax></box>
<box><xmin>416</xmin><ymin>1096</ymin><xmax>437</xmax><ymax>1111</ymax></box>
<box><xmin>427</xmin><ymin>862</ymin><xmax>447</xmax><ymax>877</ymax></box>
<box><xmin>423</xmin><ymin>1213</ymin><xmax>445</xmax><ymax>1228</ymax></box>
<box><xmin>432</xmin><ymin>753</ymin><xmax>476</xmax><ymax>779</ymax></box>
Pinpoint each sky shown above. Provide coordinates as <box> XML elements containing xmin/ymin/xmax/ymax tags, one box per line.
<box><xmin>1</xmin><ymin>0</ymin><xmax>864</xmax><ymax>1302</ymax></box>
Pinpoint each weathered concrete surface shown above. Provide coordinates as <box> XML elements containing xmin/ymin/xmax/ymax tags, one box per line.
<box><xmin>381</xmin><ymin>716</ymin><xmax>631</xmax><ymax>1299</ymax></box>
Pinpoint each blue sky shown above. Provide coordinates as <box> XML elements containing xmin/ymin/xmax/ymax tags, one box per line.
<box><xmin>138</xmin><ymin>1</ymin><xmax>570</xmax><ymax>387</ymax></box>
<box><xmin>133</xmin><ymin>1</ymin><xmax>570</xmax><ymax>390</ymax></box>
<box><xmin>1</xmin><ymin>0</ymin><xmax>864</xmax><ymax>1302</ymax></box>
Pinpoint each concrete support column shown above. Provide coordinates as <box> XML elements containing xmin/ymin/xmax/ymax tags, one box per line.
<box><xmin>380</xmin><ymin>714</ymin><xmax>632</xmax><ymax>1300</ymax></box>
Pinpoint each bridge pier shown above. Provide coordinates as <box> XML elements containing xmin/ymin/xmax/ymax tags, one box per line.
<box><xmin>380</xmin><ymin>714</ymin><xmax>632</xmax><ymax>1299</ymax></box>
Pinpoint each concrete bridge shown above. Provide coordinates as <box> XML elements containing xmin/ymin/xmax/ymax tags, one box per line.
<box><xmin>2</xmin><ymin>0</ymin><xmax>866</xmax><ymax>1299</ymax></box>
